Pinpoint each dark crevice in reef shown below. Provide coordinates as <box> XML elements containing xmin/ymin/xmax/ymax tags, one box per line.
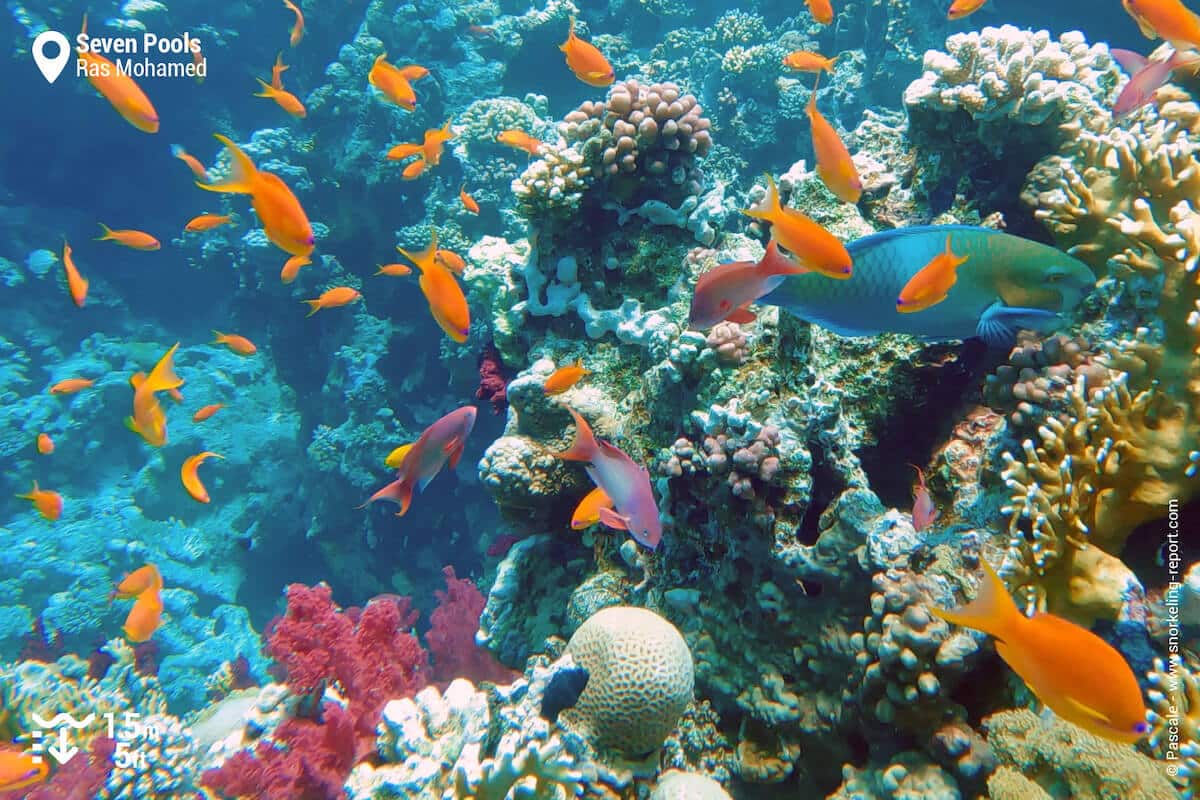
<box><xmin>797</xmin><ymin>436</ymin><xmax>842</xmax><ymax>547</ymax></box>
<box><xmin>1122</xmin><ymin>497</ymin><xmax>1200</xmax><ymax>586</ymax></box>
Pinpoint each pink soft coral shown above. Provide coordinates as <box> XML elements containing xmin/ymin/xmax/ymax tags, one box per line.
<box><xmin>0</xmin><ymin>738</ymin><xmax>115</xmax><ymax>800</ymax></box>
<box><xmin>428</xmin><ymin>566</ymin><xmax>518</xmax><ymax>685</ymax></box>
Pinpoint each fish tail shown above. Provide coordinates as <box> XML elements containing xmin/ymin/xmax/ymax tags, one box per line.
<box><xmin>809</xmin><ymin>73</ymin><xmax>821</xmax><ymax>109</ymax></box>
<box><xmin>144</xmin><ymin>343</ymin><xmax>183</xmax><ymax>394</ymax></box>
<box><xmin>254</xmin><ymin>77</ymin><xmax>278</xmax><ymax>98</ymax></box>
<box><xmin>198</xmin><ymin>134</ymin><xmax>257</xmax><ymax>195</ymax></box>
<box><xmin>96</xmin><ymin>223</ymin><xmax>114</xmax><ymax>241</ymax></box>
<box><xmin>553</xmin><ymin>406</ymin><xmax>598</xmax><ymax>462</ymax></box>
<box><xmin>929</xmin><ymin>559</ymin><xmax>1020</xmax><ymax>641</ymax></box>
<box><xmin>16</xmin><ymin>480</ymin><xmax>39</xmax><ymax>500</ymax></box>
<box><xmin>303</xmin><ymin>299</ymin><xmax>321</xmax><ymax>317</ymax></box>
<box><xmin>742</xmin><ymin>173</ymin><xmax>781</xmax><ymax>222</ymax></box>
<box><xmin>359</xmin><ymin>476</ymin><xmax>414</xmax><ymax>516</ymax></box>
<box><xmin>758</xmin><ymin>240</ymin><xmax>810</xmax><ymax>277</ymax></box>
<box><xmin>212</xmin><ymin>330</ymin><xmax>227</xmax><ymax>344</ymax></box>
<box><xmin>397</xmin><ymin>230</ymin><xmax>439</xmax><ymax>273</ymax></box>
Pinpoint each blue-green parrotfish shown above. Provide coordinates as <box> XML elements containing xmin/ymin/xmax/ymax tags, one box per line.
<box><xmin>762</xmin><ymin>226</ymin><xmax>1095</xmax><ymax>346</ymax></box>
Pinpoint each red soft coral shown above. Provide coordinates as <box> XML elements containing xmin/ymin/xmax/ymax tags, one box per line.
<box><xmin>427</xmin><ymin>566</ymin><xmax>518</xmax><ymax>685</ymax></box>
<box><xmin>0</xmin><ymin>737</ymin><xmax>115</xmax><ymax>800</ymax></box>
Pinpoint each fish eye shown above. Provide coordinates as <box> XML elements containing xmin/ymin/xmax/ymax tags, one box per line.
<box><xmin>1135</xmin><ymin>721</ymin><xmax>1150</xmax><ymax>734</ymax></box>
<box><xmin>1047</xmin><ymin>272</ymin><xmax>1064</xmax><ymax>283</ymax></box>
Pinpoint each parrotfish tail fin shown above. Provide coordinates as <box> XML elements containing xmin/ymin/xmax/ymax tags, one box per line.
<box><xmin>742</xmin><ymin>174</ymin><xmax>781</xmax><ymax>222</ymax></box>
<box><xmin>96</xmin><ymin>223</ymin><xmax>113</xmax><ymax>241</ymax></box>
<box><xmin>929</xmin><ymin>559</ymin><xmax>1019</xmax><ymax>642</ymax></box>
<box><xmin>553</xmin><ymin>406</ymin><xmax>597</xmax><ymax>462</ymax></box>
<box><xmin>975</xmin><ymin>302</ymin><xmax>1059</xmax><ymax>348</ymax></box>
<box><xmin>145</xmin><ymin>343</ymin><xmax>183</xmax><ymax>393</ymax></box>
<box><xmin>198</xmin><ymin>134</ymin><xmax>258</xmax><ymax>195</ymax></box>
<box><xmin>254</xmin><ymin>77</ymin><xmax>276</xmax><ymax>98</ymax></box>
<box><xmin>758</xmin><ymin>240</ymin><xmax>810</xmax><ymax>277</ymax></box>
<box><xmin>303</xmin><ymin>299</ymin><xmax>321</xmax><ymax>317</ymax></box>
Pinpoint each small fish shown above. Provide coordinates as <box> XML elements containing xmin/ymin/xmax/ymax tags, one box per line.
<box><xmin>397</xmin><ymin>230</ymin><xmax>471</xmax><ymax>342</ymax></box>
<box><xmin>571</xmin><ymin>486</ymin><xmax>613</xmax><ymax>529</ymax></box>
<box><xmin>544</xmin><ymin>359</ymin><xmax>591</xmax><ymax>395</ymax></box>
<box><xmin>77</xmin><ymin>15</ymin><xmax>159</xmax><ymax>132</ymax></box>
<box><xmin>1122</xmin><ymin>0</ymin><xmax>1200</xmax><ymax>52</ymax></box>
<box><xmin>931</xmin><ymin>559</ymin><xmax>1150</xmax><ymax>744</ymax></box>
<box><xmin>688</xmin><ymin>240</ymin><xmax>810</xmax><ymax>329</ymax></box>
<box><xmin>435</xmin><ymin>250</ymin><xmax>466</xmax><ymax>274</ymax></box>
<box><xmin>909</xmin><ymin>465</ymin><xmax>939</xmax><ymax>531</ymax></box>
<box><xmin>0</xmin><ymin>748</ymin><xmax>49</xmax><ymax>792</ymax></box>
<box><xmin>541</xmin><ymin>664</ymin><xmax>590</xmax><ymax>724</ymax></box>
<box><xmin>281</xmin><ymin>253</ymin><xmax>312</xmax><ymax>284</ymax></box>
<box><xmin>1111</xmin><ymin>49</ymin><xmax>1200</xmax><ymax>117</ymax></box>
<box><xmin>368</xmin><ymin>54</ymin><xmax>429</xmax><ymax>111</ymax></box>
<box><xmin>283</xmin><ymin>0</ymin><xmax>304</xmax><ymax>47</ymax></box>
<box><xmin>387</xmin><ymin>120</ymin><xmax>455</xmax><ymax>172</ymax></box>
<box><xmin>185</xmin><ymin>213</ymin><xmax>234</xmax><ymax>232</ymax></box>
<box><xmin>36</xmin><ymin>433</ymin><xmax>54</xmax><ymax>455</ymax></box>
<box><xmin>896</xmin><ymin>235</ymin><xmax>969</xmax><ymax>313</ymax></box>
<box><xmin>198</xmin><ymin>134</ymin><xmax>314</xmax><ymax>257</ymax></box>
<box><xmin>782</xmin><ymin>50</ymin><xmax>838</xmax><ymax>73</ymax></box>
<box><xmin>385</xmin><ymin>442</ymin><xmax>414</xmax><ymax>469</ymax></box>
<box><xmin>192</xmin><ymin>41</ymin><xmax>205</xmax><ymax>83</ymax></box>
<box><xmin>467</xmin><ymin>24</ymin><xmax>496</xmax><ymax>38</ymax></box>
<box><xmin>559</xmin><ymin>15</ymin><xmax>614</xmax><ymax>87</ymax></box>
<box><xmin>96</xmin><ymin>223</ymin><xmax>161</xmax><ymax>251</ymax></box>
<box><xmin>947</xmin><ymin>0</ymin><xmax>988</xmax><ymax>19</ymax></box>
<box><xmin>303</xmin><ymin>286</ymin><xmax>362</xmax><ymax>316</ymax></box>
<box><xmin>496</xmin><ymin>130</ymin><xmax>545</xmax><ymax>156</ymax></box>
<box><xmin>808</xmin><ymin>76</ymin><xmax>862</xmax><ymax>204</ymax></box>
<box><xmin>401</xmin><ymin>159</ymin><xmax>427</xmax><ymax>180</ymax></box>
<box><xmin>127</xmin><ymin>343</ymin><xmax>183</xmax><ymax>448</ymax></box>
<box><xmin>168</xmin><ymin>387</ymin><xmax>184</xmax><ymax>403</ymax></box>
<box><xmin>171</xmin><ymin>145</ymin><xmax>210</xmax><ymax>182</ymax></box>
<box><xmin>363</xmin><ymin>406</ymin><xmax>477</xmax><ymax>516</ymax></box>
<box><xmin>49</xmin><ymin>377</ymin><xmax>95</xmax><ymax>394</ymax></box>
<box><xmin>192</xmin><ymin>403</ymin><xmax>224</xmax><ymax>422</ymax></box>
<box><xmin>460</xmin><ymin>184</ymin><xmax>480</xmax><ymax>214</ymax></box>
<box><xmin>742</xmin><ymin>175</ymin><xmax>853</xmax><ymax>280</ymax></box>
<box><xmin>255</xmin><ymin>54</ymin><xmax>307</xmax><ymax>118</ymax></box>
<box><xmin>212</xmin><ymin>330</ymin><xmax>257</xmax><ymax>355</ymax></box>
<box><xmin>17</xmin><ymin>481</ymin><xmax>62</xmax><ymax>521</ymax></box>
<box><xmin>123</xmin><ymin>588</ymin><xmax>163</xmax><ymax>642</ymax></box>
<box><xmin>375</xmin><ymin>263</ymin><xmax>413</xmax><ymax>277</ymax></box>
<box><xmin>554</xmin><ymin>406</ymin><xmax>662</xmax><ymax>549</ymax></box>
<box><xmin>181</xmin><ymin>451</ymin><xmax>223</xmax><ymax>503</ymax></box>
<box><xmin>807</xmin><ymin>0</ymin><xmax>834</xmax><ymax>24</ymax></box>
<box><xmin>111</xmin><ymin>564</ymin><xmax>163</xmax><ymax>600</ymax></box>
<box><xmin>62</xmin><ymin>240</ymin><xmax>89</xmax><ymax>308</ymax></box>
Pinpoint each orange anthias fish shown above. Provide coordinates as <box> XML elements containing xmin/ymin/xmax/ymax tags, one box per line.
<box><xmin>742</xmin><ymin>175</ymin><xmax>853</xmax><ymax>280</ymax></box>
<box><xmin>185</xmin><ymin>213</ymin><xmax>234</xmax><ymax>232</ymax></box>
<box><xmin>496</xmin><ymin>130</ymin><xmax>544</xmax><ymax>156</ymax></box>
<box><xmin>0</xmin><ymin>747</ymin><xmax>49</xmax><ymax>792</ymax></box>
<box><xmin>198</xmin><ymin>134</ymin><xmax>314</xmax><ymax>257</ymax></box>
<box><xmin>931</xmin><ymin>560</ymin><xmax>1150</xmax><ymax>744</ymax></box>
<box><xmin>192</xmin><ymin>403</ymin><xmax>224</xmax><ymax>422</ymax></box>
<box><xmin>571</xmin><ymin>486</ymin><xmax>614</xmax><ymax>529</ymax></box>
<box><xmin>111</xmin><ymin>564</ymin><xmax>163</xmax><ymax>600</ymax></box>
<box><xmin>947</xmin><ymin>0</ymin><xmax>989</xmax><ymax>19</ymax></box>
<box><xmin>192</xmin><ymin>42</ymin><xmax>205</xmax><ymax>83</ymax></box>
<box><xmin>397</xmin><ymin>230</ymin><xmax>471</xmax><ymax>342</ymax></box>
<box><xmin>17</xmin><ymin>482</ymin><xmax>62</xmax><ymax>521</ymax></box>
<box><xmin>77</xmin><ymin>15</ymin><xmax>159</xmax><ymax>132</ymax></box>
<box><xmin>303</xmin><ymin>286</ymin><xmax>362</xmax><ymax>316</ymax></box>
<box><xmin>255</xmin><ymin>54</ymin><xmax>307</xmax><ymax>118</ymax></box>
<box><xmin>375</xmin><ymin>263</ymin><xmax>413</xmax><ymax>277</ymax></box>
<box><xmin>62</xmin><ymin>240</ymin><xmax>89</xmax><ymax>308</ymax></box>
<box><xmin>363</xmin><ymin>406</ymin><xmax>476</xmax><ymax>516</ymax></box>
<box><xmin>368</xmin><ymin>54</ymin><xmax>429</xmax><ymax>111</ymax></box>
<box><xmin>544</xmin><ymin>359</ymin><xmax>590</xmax><ymax>395</ymax></box>
<box><xmin>171</xmin><ymin>145</ymin><xmax>210</xmax><ymax>182</ymax></box>
<box><xmin>283</xmin><ymin>0</ymin><xmax>304</xmax><ymax>46</ymax></box>
<box><xmin>386</xmin><ymin>121</ymin><xmax>455</xmax><ymax>179</ymax></box>
<box><xmin>212</xmin><ymin>330</ymin><xmax>257</xmax><ymax>355</ymax></box>
<box><xmin>559</xmin><ymin>15</ymin><xmax>614</xmax><ymax>87</ymax></box>
<box><xmin>181</xmin><ymin>451</ymin><xmax>223</xmax><ymax>503</ymax></box>
<box><xmin>281</xmin><ymin>253</ymin><xmax>312</xmax><ymax>284</ymax></box>
<box><xmin>96</xmin><ymin>223</ymin><xmax>161</xmax><ymax>251</ymax></box>
<box><xmin>49</xmin><ymin>377</ymin><xmax>94</xmax><ymax>394</ymax></box>
<box><xmin>127</xmin><ymin>343</ymin><xmax>183</xmax><ymax>448</ymax></box>
<box><xmin>909</xmin><ymin>465</ymin><xmax>939</xmax><ymax>531</ymax></box>
<box><xmin>808</xmin><ymin>77</ymin><xmax>862</xmax><ymax>204</ymax></box>
<box><xmin>435</xmin><ymin>250</ymin><xmax>466</xmax><ymax>274</ymax></box>
<box><xmin>36</xmin><ymin>433</ymin><xmax>54</xmax><ymax>455</ymax></box>
<box><xmin>897</xmin><ymin>235</ymin><xmax>969</xmax><ymax>313</ymax></box>
<box><xmin>688</xmin><ymin>240</ymin><xmax>810</xmax><ymax>329</ymax></box>
<box><xmin>782</xmin><ymin>50</ymin><xmax>838</xmax><ymax>73</ymax></box>
<box><xmin>1123</xmin><ymin>0</ymin><xmax>1200</xmax><ymax>51</ymax></box>
<box><xmin>807</xmin><ymin>0</ymin><xmax>835</xmax><ymax>24</ymax></box>
<box><xmin>460</xmin><ymin>184</ymin><xmax>480</xmax><ymax>214</ymax></box>
<box><xmin>123</xmin><ymin>588</ymin><xmax>164</xmax><ymax>642</ymax></box>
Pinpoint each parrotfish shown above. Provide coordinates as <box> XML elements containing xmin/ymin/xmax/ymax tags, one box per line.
<box><xmin>761</xmin><ymin>226</ymin><xmax>1095</xmax><ymax>346</ymax></box>
<box><xmin>363</xmin><ymin>406</ymin><xmax>477</xmax><ymax>516</ymax></box>
<box><xmin>932</xmin><ymin>560</ymin><xmax>1149</xmax><ymax>744</ymax></box>
<box><xmin>554</xmin><ymin>407</ymin><xmax>662</xmax><ymax>549</ymax></box>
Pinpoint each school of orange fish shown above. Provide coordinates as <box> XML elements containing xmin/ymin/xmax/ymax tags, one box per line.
<box><xmin>7</xmin><ymin>0</ymin><xmax>1200</xmax><ymax>785</ymax></box>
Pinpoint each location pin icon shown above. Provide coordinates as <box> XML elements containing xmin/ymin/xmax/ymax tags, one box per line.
<box><xmin>33</xmin><ymin>30</ymin><xmax>71</xmax><ymax>84</ymax></box>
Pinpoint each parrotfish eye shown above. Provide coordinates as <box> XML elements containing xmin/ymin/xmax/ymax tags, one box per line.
<box><xmin>1047</xmin><ymin>271</ymin><xmax>1064</xmax><ymax>283</ymax></box>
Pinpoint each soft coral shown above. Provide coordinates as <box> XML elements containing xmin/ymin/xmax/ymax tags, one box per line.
<box><xmin>428</xmin><ymin>566</ymin><xmax>518</xmax><ymax>685</ymax></box>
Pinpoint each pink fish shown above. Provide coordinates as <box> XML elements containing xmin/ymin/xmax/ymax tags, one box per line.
<box><xmin>1111</xmin><ymin>48</ymin><xmax>1200</xmax><ymax>117</ymax></box>
<box><xmin>910</xmin><ymin>464</ymin><xmax>939</xmax><ymax>532</ymax></box>
<box><xmin>688</xmin><ymin>240</ymin><xmax>810</xmax><ymax>330</ymax></box>
<box><xmin>362</xmin><ymin>406</ymin><xmax>477</xmax><ymax>516</ymax></box>
<box><xmin>554</xmin><ymin>407</ymin><xmax>662</xmax><ymax>549</ymax></box>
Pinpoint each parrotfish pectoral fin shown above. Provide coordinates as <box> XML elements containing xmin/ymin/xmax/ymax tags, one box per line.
<box><xmin>975</xmin><ymin>302</ymin><xmax>1059</xmax><ymax>348</ymax></box>
<box><xmin>597</xmin><ymin>507</ymin><xmax>631</xmax><ymax>531</ymax></box>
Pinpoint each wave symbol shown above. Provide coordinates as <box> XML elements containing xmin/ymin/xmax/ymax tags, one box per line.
<box><xmin>31</xmin><ymin>712</ymin><xmax>95</xmax><ymax>729</ymax></box>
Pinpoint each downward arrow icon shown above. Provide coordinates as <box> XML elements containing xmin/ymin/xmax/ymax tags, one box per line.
<box><xmin>47</xmin><ymin>727</ymin><xmax>78</xmax><ymax>764</ymax></box>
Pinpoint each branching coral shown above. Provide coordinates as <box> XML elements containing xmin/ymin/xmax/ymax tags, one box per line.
<box><xmin>1146</xmin><ymin>652</ymin><xmax>1200</xmax><ymax>797</ymax></box>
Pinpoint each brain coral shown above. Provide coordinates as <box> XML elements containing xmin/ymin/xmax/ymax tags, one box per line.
<box><xmin>560</xmin><ymin>605</ymin><xmax>694</xmax><ymax>757</ymax></box>
<box><xmin>650</xmin><ymin>769</ymin><xmax>732</xmax><ymax>799</ymax></box>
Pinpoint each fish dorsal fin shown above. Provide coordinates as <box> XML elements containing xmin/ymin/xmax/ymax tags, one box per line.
<box><xmin>1063</xmin><ymin>695</ymin><xmax>1113</xmax><ymax>726</ymax></box>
